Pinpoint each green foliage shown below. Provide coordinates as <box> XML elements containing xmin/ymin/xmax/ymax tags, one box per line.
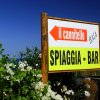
<box><xmin>0</xmin><ymin>60</ymin><xmax>48</xmax><ymax>100</ymax></box>
<box><xmin>0</xmin><ymin>44</ymin><xmax>48</xmax><ymax>100</ymax></box>
<box><xmin>0</xmin><ymin>43</ymin><xmax>95</xmax><ymax>99</ymax></box>
<box><xmin>19</xmin><ymin>47</ymin><xmax>41</xmax><ymax>69</ymax></box>
<box><xmin>0</xmin><ymin>43</ymin><xmax>9</xmax><ymax>65</ymax></box>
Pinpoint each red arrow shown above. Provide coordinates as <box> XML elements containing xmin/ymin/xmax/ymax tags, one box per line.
<box><xmin>49</xmin><ymin>26</ymin><xmax>59</xmax><ymax>40</ymax></box>
<box><xmin>49</xmin><ymin>26</ymin><xmax>87</xmax><ymax>42</ymax></box>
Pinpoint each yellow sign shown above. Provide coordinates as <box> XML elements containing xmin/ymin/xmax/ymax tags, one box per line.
<box><xmin>49</xmin><ymin>47</ymin><xmax>99</xmax><ymax>71</ymax></box>
<box><xmin>48</xmin><ymin>18</ymin><xmax>99</xmax><ymax>71</ymax></box>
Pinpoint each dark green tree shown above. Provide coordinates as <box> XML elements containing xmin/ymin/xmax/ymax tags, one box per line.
<box><xmin>19</xmin><ymin>47</ymin><xmax>41</xmax><ymax>69</ymax></box>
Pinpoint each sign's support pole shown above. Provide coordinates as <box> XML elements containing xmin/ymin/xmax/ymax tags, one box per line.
<box><xmin>41</xmin><ymin>12</ymin><xmax>48</xmax><ymax>84</ymax></box>
<box><xmin>99</xmin><ymin>22</ymin><xmax>100</xmax><ymax>64</ymax></box>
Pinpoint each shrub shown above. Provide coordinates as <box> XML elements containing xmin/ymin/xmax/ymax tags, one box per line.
<box><xmin>0</xmin><ymin>60</ymin><xmax>64</xmax><ymax>100</ymax></box>
<box><xmin>0</xmin><ymin>44</ymin><xmax>92</xmax><ymax>100</ymax></box>
<box><xmin>18</xmin><ymin>47</ymin><xmax>41</xmax><ymax>69</ymax></box>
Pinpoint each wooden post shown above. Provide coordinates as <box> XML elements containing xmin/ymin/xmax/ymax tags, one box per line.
<box><xmin>41</xmin><ymin>12</ymin><xmax>48</xmax><ymax>84</ymax></box>
<box><xmin>99</xmin><ymin>22</ymin><xmax>100</xmax><ymax>64</ymax></box>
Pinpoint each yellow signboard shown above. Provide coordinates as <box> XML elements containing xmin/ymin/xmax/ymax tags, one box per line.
<box><xmin>49</xmin><ymin>47</ymin><xmax>99</xmax><ymax>71</ymax></box>
<box><xmin>48</xmin><ymin>18</ymin><xmax>100</xmax><ymax>72</ymax></box>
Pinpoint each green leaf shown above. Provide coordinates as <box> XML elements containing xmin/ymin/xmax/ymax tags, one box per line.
<box><xmin>26</xmin><ymin>96</ymin><xmax>30</xmax><ymax>100</ymax></box>
<box><xmin>17</xmin><ymin>96</ymin><xmax>22</xmax><ymax>100</ymax></box>
<box><xmin>0</xmin><ymin>67</ymin><xmax>4</xmax><ymax>72</ymax></box>
<box><xmin>21</xmin><ymin>97</ymin><xmax>27</xmax><ymax>100</ymax></box>
<box><xmin>0</xmin><ymin>43</ymin><xmax>2</xmax><ymax>49</ymax></box>
<box><xmin>30</xmin><ymin>90</ymin><xmax>35</xmax><ymax>96</ymax></box>
<box><xmin>21</xmin><ymin>86</ymin><xmax>29</xmax><ymax>95</ymax></box>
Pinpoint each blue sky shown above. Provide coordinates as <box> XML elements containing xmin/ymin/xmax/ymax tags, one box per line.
<box><xmin>0</xmin><ymin>0</ymin><xmax>100</xmax><ymax>57</ymax></box>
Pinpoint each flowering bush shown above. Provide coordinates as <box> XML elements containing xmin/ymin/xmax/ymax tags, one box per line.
<box><xmin>19</xmin><ymin>47</ymin><xmax>41</xmax><ymax>68</ymax></box>
<box><xmin>0</xmin><ymin>44</ymin><xmax>93</xmax><ymax>100</ymax></box>
<box><xmin>49</xmin><ymin>73</ymin><xmax>91</xmax><ymax>100</ymax></box>
<box><xmin>0</xmin><ymin>60</ymin><xmax>64</xmax><ymax>100</ymax></box>
<box><xmin>0</xmin><ymin>44</ymin><xmax>63</xmax><ymax>100</ymax></box>
<box><xmin>53</xmin><ymin>81</ymin><xmax>91</xmax><ymax>100</ymax></box>
<box><xmin>0</xmin><ymin>60</ymin><xmax>91</xmax><ymax>100</ymax></box>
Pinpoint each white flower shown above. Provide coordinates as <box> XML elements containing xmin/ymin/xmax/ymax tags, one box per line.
<box><xmin>33</xmin><ymin>74</ymin><xmax>36</xmax><ymax>77</ymax></box>
<box><xmin>18</xmin><ymin>62</ymin><xmax>25</xmax><ymax>71</ymax></box>
<box><xmin>3</xmin><ymin>92</ymin><xmax>7</xmax><ymax>96</ymax></box>
<box><xmin>65</xmin><ymin>90</ymin><xmax>74</xmax><ymax>95</ymax></box>
<box><xmin>56</xmin><ymin>81</ymin><xmax>61</xmax><ymax>86</ymax></box>
<box><xmin>42</xmin><ymin>95</ymin><xmax>49</xmax><ymax>100</ymax></box>
<box><xmin>65</xmin><ymin>90</ymin><xmax>70</xmax><ymax>95</ymax></box>
<box><xmin>40</xmin><ymin>93</ymin><xmax>43</xmax><ymax>97</ymax></box>
<box><xmin>18</xmin><ymin>61</ymin><xmax>28</xmax><ymax>71</ymax></box>
<box><xmin>48</xmin><ymin>86</ymin><xmax>63</xmax><ymax>100</ymax></box>
<box><xmin>54</xmin><ymin>84</ymin><xmax>56</xmax><ymax>86</ymax></box>
<box><xmin>61</xmin><ymin>85</ymin><xmax>67</xmax><ymax>92</ymax></box>
<box><xmin>41</xmin><ymin>85</ymin><xmax>63</xmax><ymax>100</ymax></box>
<box><xmin>6</xmin><ymin>76</ymin><xmax>10</xmax><ymax>80</ymax></box>
<box><xmin>35</xmin><ymin>81</ymin><xmax>44</xmax><ymax>91</ymax></box>
<box><xmin>4</xmin><ymin>63</ymin><xmax>13</xmax><ymax>68</ymax></box>
<box><xmin>6</xmin><ymin>67</ymin><xmax>14</xmax><ymax>76</ymax></box>
<box><xmin>71</xmin><ymin>90</ymin><xmax>74</xmax><ymax>95</ymax></box>
<box><xmin>31</xmin><ymin>82</ymin><xmax>35</xmax><ymax>87</ymax></box>
<box><xmin>37</xmin><ymin>74</ymin><xmax>42</xmax><ymax>78</ymax></box>
<box><xmin>26</xmin><ymin>66</ymin><xmax>32</xmax><ymax>71</ymax></box>
<box><xmin>50</xmin><ymin>92</ymin><xmax>57</xmax><ymax>99</ymax></box>
<box><xmin>55</xmin><ymin>94</ymin><xmax>63</xmax><ymax>100</ymax></box>
<box><xmin>85</xmin><ymin>91</ymin><xmax>90</xmax><ymax>97</ymax></box>
<box><xmin>24</xmin><ymin>61</ymin><xmax>27</xmax><ymax>64</ymax></box>
<box><xmin>18</xmin><ymin>61</ymin><xmax>22</xmax><ymax>65</ymax></box>
<box><xmin>46</xmin><ymin>92</ymin><xmax>51</xmax><ymax>97</ymax></box>
<box><xmin>4</xmin><ymin>62</ymin><xmax>15</xmax><ymax>76</ymax></box>
<box><xmin>47</xmin><ymin>86</ymin><xmax>56</xmax><ymax>98</ymax></box>
<box><xmin>39</xmin><ymin>53</ymin><xmax>41</xmax><ymax>58</ymax></box>
<box><xmin>35</xmin><ymin>64</ymin><xmax>38</xmax><ymax>66</ymax></box>
<box><xmin>16</xmin><ymin>79</ymin><xmax>20</xmax><ymax>83</ymax></box>
<box><xmin>63</xmin><ymin>95</ymin><xmax>69</xmax><ymax>100</ymax></box>
<box><xmin>24</xmin><ymin>61</ymin><xmax>28</xmax><ymax>66</ymax></box>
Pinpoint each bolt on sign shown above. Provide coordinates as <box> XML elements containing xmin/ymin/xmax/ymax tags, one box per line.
<box><xmin>41</xmin><ymin>13</ymin><xmax>100</xmax><ymax>83</ymax></box>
